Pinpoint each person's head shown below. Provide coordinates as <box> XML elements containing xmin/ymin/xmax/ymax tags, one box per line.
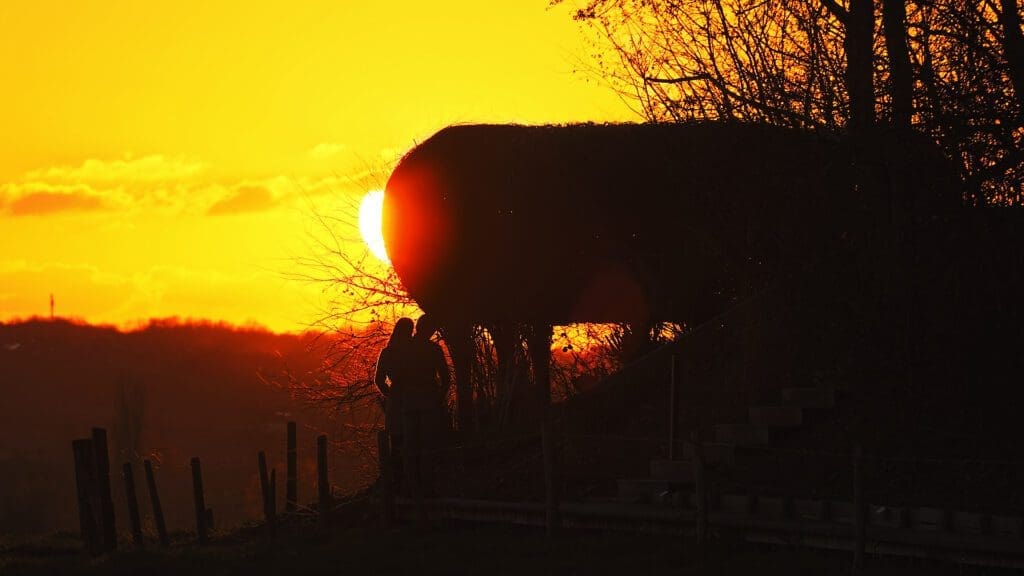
<box><xmin>414</xmin><ymin>314</ymin><xmax>439</xmax><ymax>341</ymax></box>
<box><xmin>388</xmin><ymin>317</ymin><xmax>414</xmax><ymax>347</ymax></box>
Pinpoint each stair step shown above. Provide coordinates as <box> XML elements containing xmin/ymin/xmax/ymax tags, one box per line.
<box><xmin>756</xmin><ymin>496</ymin><xmax>788</xmax><ymax>519</ymax></box>
<box><xmin>781</xmin><ymin>387</ymin><xmax>836</xmax><ymax>409</ymax></box>
<box><xmin>683</xmin><ymin>442</ymin><xmax>736</xmax><ymax>466</ymax></box>
<box><xmin>870</xmin><ymin>505</ymin><xmax>909</xmax><ymax>528</ymax></box>
<box><xmin>829</xmin><ymin>500</ymin><xmax>855</xmax><ymax>525</ymax></box>
<box><xmin>715</xmin><ymin>424</ymin><xmax>771</xmax><ymax>445</ymax></box>
<box><xmin>616</xmin><ymin>478</ymin><xmax>671</xmax><ymax>503</ymax></box>
<box><xmin>793</xmin><ymin>498</ymin><xmax>828</xmax><ymax>521</ymax></box>
<box><xmin>587</xmin><ymin>495</ymin><xmax>652</xmax><ymax>506</ymax></box>
<box><xmin>952</xmin><ymin>510</ymin><xmax>989</xmax><ymax>534</ymax></box>
<box><xmin>911</xmin><ymin>507</ymin><xmax>949</xmax><ymax>531</ymax></box>
<box><xmin>991</xmin><ymin>515</ymin><xmax>1023</xmax><ymax>538</ymax></box>
<box><xmin>719</xmin><ymin>493</ymin><xmax>754</xmax><ymax>514</ymax></box>
<box><xmin>748</xmin><ymin>405</ymin><xmax>803</xmax><ymax>427</ymax></box>
<box><xmin>649</xmin><ymin>459</ymin><xmax>696</xmax><ymax>482</ymax></box>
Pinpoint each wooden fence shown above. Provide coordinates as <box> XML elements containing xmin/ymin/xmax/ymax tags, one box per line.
<box><xmin>70</xmin><ymin>421</ymin><xmax>333</xmax><ymax>554</ymax></box>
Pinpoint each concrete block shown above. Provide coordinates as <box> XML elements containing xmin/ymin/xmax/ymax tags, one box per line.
<box><xmin>683</xmin><ymin>442</ymin><xmax>736</xmax><ymax>466</ymax></box>
<box><xmin>757</xmin><ymin>496</ymin><xmax>787</xmax><ymax>519</ymax></box>
<box><xmin>748</xmin><ymin>406</ymin><xmax>803</xmax><ymax>428</ymax></box>
<box><xmin>991</xmin><ymin>515</ymin><xmax>1022</xmax><ymax>538</ymax></box>
<box><xmin>715</xmin><ymin>424</ymin><xmax>770</xmax><ymax>445</ymax></box>
<box><xmin>649</xmin><ymin>459</ymin><xmax>695</xmax><ymax>483</ymax></box>
<box><xmin>686</xmin><ymin>491</ymin><xmax>698</xmax><ymax>508</ymax></box>
<box><xmin>830</xmin><ymin>500</ymin><xmax>854</xmax><ymax>525</ymax></box>
<box><xmin>652</xmin><ymin>490</ymin><xmax>685</xmax><ymax>506</ymax></box>
<box><xmin>912</xmin><ymin>507</ymin><xmax>949</xmax><ymax>532</ymax></box>
<box><xmin>952</xmin><ymin>511</ymin><xmax>988</xmax><ymax>534</ymax></box>
<box><xmin>781</xmin><ymin>387</ymin><xmax>835</xmax><ymax>408</ymax></box>
<box><xmin>720</xmin><ymin>493</ymin><xmax>752</xmax><ymax>514</ymax></box>
<box><xmin>869</xmin><ymin>505</ymin><xmax>908</xmax><ymax>528</ymax></box>
<box><xmin>616</xmin><ymin>478</ymin><xmax>669</xmax><ymax>504</ymax></box>
<box><xmin>793</xmin><ymin>498</ymin><xmax>827</xmax><ymax>521</ymax></box>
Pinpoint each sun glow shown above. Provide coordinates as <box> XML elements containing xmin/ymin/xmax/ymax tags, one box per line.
<box><xmin>0</xmin><ymin>2</ymin><xmax>634</xmax><ymax>331</ymax></box>
<box><xmin>359</xmin><ymin>189</ymin><xmax>390</xmax><ymax>263</ymax></box>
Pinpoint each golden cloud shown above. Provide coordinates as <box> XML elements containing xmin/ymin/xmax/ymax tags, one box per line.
<box><xmin>308</xmin><ymin>142</ymin><xmax>348</xmax><ymax>160</ymax></box>
<box><xmin>24</xmin><ymin>154</ymin><xmax>205</xmax><ymax>183</ymax></box>
<box><xmin>207</xmin><ymin>185</ymin><xmax>276</xmax><ymax>215</ymax></box>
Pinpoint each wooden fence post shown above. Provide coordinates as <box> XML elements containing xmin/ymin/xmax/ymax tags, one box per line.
<box><xmin>72</xmin><ymin>439</ymin><xmax>100</xmax><ymax>555</ymax></box>
<box><xmin>287</xmin><ymin>421</ymin><xmax>297</xmax><ymax>512</ymax></box>
<box><xmin>377</xmin><ymin>430</ymin><xmax>395</xmax><ymax>527</ymax></box>
<box><xmin>542</xmin><ymin>421</ymin><xmax>562</xmax><ymax>536</ymax></box>
<box><xmin>270</xmin><ymin>468</ymin><xmax>277</xmax><ymax>529</ymax></box>
<box><xmin>91</xmin><ymin>428</ymin><xmax>117</xmax><ymax>553</ymax></box>
<box><xmin>191</xmin><ymin>457</ymin><xmax>209</xmax><ymax>545</ymax></box>
<box><xmin>317</xmin><ymin>434</ymin><xmax>331</xmax><ymax>531</ymax></box>
<box><xmin>853</xmin><ymin>444</ymin><xmax>866</xmax><ymax>570</ymax></box>
<box><xmin>143</xmin><ymin>460</ymin><xmax>169</xmax><ymax>547</ymax></box>
<box><xmin>122</xmin><ymin>462</ymin><xmax>144</xmax><ymax>549</ymax></box>
<box><xmin>258</xmin><ymin>451</ymin><xmax>275</xmax><ymax>539</ymax></box>
<box><xmin>669</xmin><ymin>354</ymin><xmax>679</xmax><ymax>460</ymax></box>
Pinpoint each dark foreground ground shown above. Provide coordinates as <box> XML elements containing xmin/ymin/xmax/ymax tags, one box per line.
<box><xmin>3</xmin><ymin>521</ymin><xmax>1020</xmax><ymax>576</ymax></box>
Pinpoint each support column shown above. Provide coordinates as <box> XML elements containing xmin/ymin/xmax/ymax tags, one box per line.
<box><xmin>445</xmin><ymin>322</ymin><xmax>476</xmax><ymax>434</ymax></box>
<box><xmin>527</xmin><ymin>322</ymin><xmax>553</xmax><ymax>418</ymax></box>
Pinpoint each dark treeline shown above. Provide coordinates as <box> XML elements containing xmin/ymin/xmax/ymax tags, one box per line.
<box><xmin>0</xmin><ymin>319</ymin><xmax>373</xmax><ymax>535</ymax></box>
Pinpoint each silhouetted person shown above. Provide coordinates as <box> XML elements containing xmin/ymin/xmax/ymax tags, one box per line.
<box><xmin>374</xmin><ymin>317</ymin><xmax>414</xmax><ymax>458</ymax></box>
<box><xmin>406</xmin><ymin>314</ymin><xmax>452</xmax><ymax>434</ymax></box>
<box><xmin>401</xmin><ymin>314</ymin><xmax>452</xmax><ymax>497</ymax></box>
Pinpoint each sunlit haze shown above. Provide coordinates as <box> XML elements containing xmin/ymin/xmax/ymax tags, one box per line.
<box><xmin>0</xmin><ymin>2</ymin><xmax>634</xmax><ymax>332</ymax></box>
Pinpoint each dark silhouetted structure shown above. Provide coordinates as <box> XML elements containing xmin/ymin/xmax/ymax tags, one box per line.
<box><xmin>382</xmin><ymin>122</ymin><xmax>964</xmax><ymax>425</ymax></box>
<box><xmin>383</xmin><ymin>123</ymin><xmax>959</xmax><ymax>326</ymax></box>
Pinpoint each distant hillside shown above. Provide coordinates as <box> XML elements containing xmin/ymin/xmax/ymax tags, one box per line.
<box><xmin>0</xmin><ymin>319</ymin><xmax>372</xmax><ymax>535</ymax></box>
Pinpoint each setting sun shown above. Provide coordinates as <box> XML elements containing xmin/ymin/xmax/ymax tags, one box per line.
<box><xmin>359</xmin><ymin>190</ymin><xmax>390</xmax><ymax>263</ymax></box>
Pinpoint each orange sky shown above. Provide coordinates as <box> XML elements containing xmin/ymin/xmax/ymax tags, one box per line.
<box><xmin>0</xmin><ymin>2</ymin><xmax>635</xmax><ymax>332</ymax></box>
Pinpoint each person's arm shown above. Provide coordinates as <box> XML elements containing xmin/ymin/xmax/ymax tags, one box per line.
<box><xmin>374</xmin><ymin>348</ymin><xmax>391</xmax><ymax>398</ymax></box>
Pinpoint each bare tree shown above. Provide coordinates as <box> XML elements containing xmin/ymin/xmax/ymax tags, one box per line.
<box><xmin>558</xmin><ymin>0</ymin><xmax>1023</xmax><ymax>204</ymax></box>
<box><xmin>882</xmin><ymin>0</ymin><xmax>914</xmax><ymax>129</ymax></box>
<box><xmin>997</xmin><ymin>0</ymin><xmax>1024</xmax><ymax>114</ymax></box>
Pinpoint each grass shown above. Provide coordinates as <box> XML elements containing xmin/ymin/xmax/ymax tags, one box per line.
<box><xmin>4</xmin><ymin>520</ymin><xmax>1021</xmax><ymax>576</ymax></box>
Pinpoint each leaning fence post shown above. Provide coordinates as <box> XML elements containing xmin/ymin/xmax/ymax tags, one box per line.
<box><xmin>258</xmin><ymin>451</ymin><xmax>275</xmax><ymax>539</ymax></box>
<box><xmin>542</xmin><ymin>421</ymin><xmax>562</xmax><ymax>536</ymax></box>
<box><xmin>122</xmin><ymin>462</ymin><xmax>144</xmax><ymax>549</ymax></box>
<box><xmin>72</xmin><ymin>439</ymin><xmax>100</xmax><ymax>555</ymax></box>
<box><xmin>287</xmin><ymin>421</ymin><xmax>298</xmax><ymax>513</ymax></box>
<box><xmin>91</xmin><ymin>428</ymin><xmax>117</xmax><ymax>553</ymax></box>
<box><xmin>143</xmin><ymin>460</ymin><xmax>169</xmax><ymax>547</ymax></box>
<box><xmin>191</xmin><ymin>457</ymin><xmax>209</xmax><ymax>545</ymax></box>
<box><xmin>853</xmin><ymin>444</ymin><xmax>866</xmax><ymax>570</ymax></box>
<box><xmin>377</xmin><ymin>430</ymin><xmax>395</xmax><ymax>526</ymax></box>
<box><xmin>317</xmin><ymin>434</ymin><xmax>331</xmax><ymax>531</ymax></box>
